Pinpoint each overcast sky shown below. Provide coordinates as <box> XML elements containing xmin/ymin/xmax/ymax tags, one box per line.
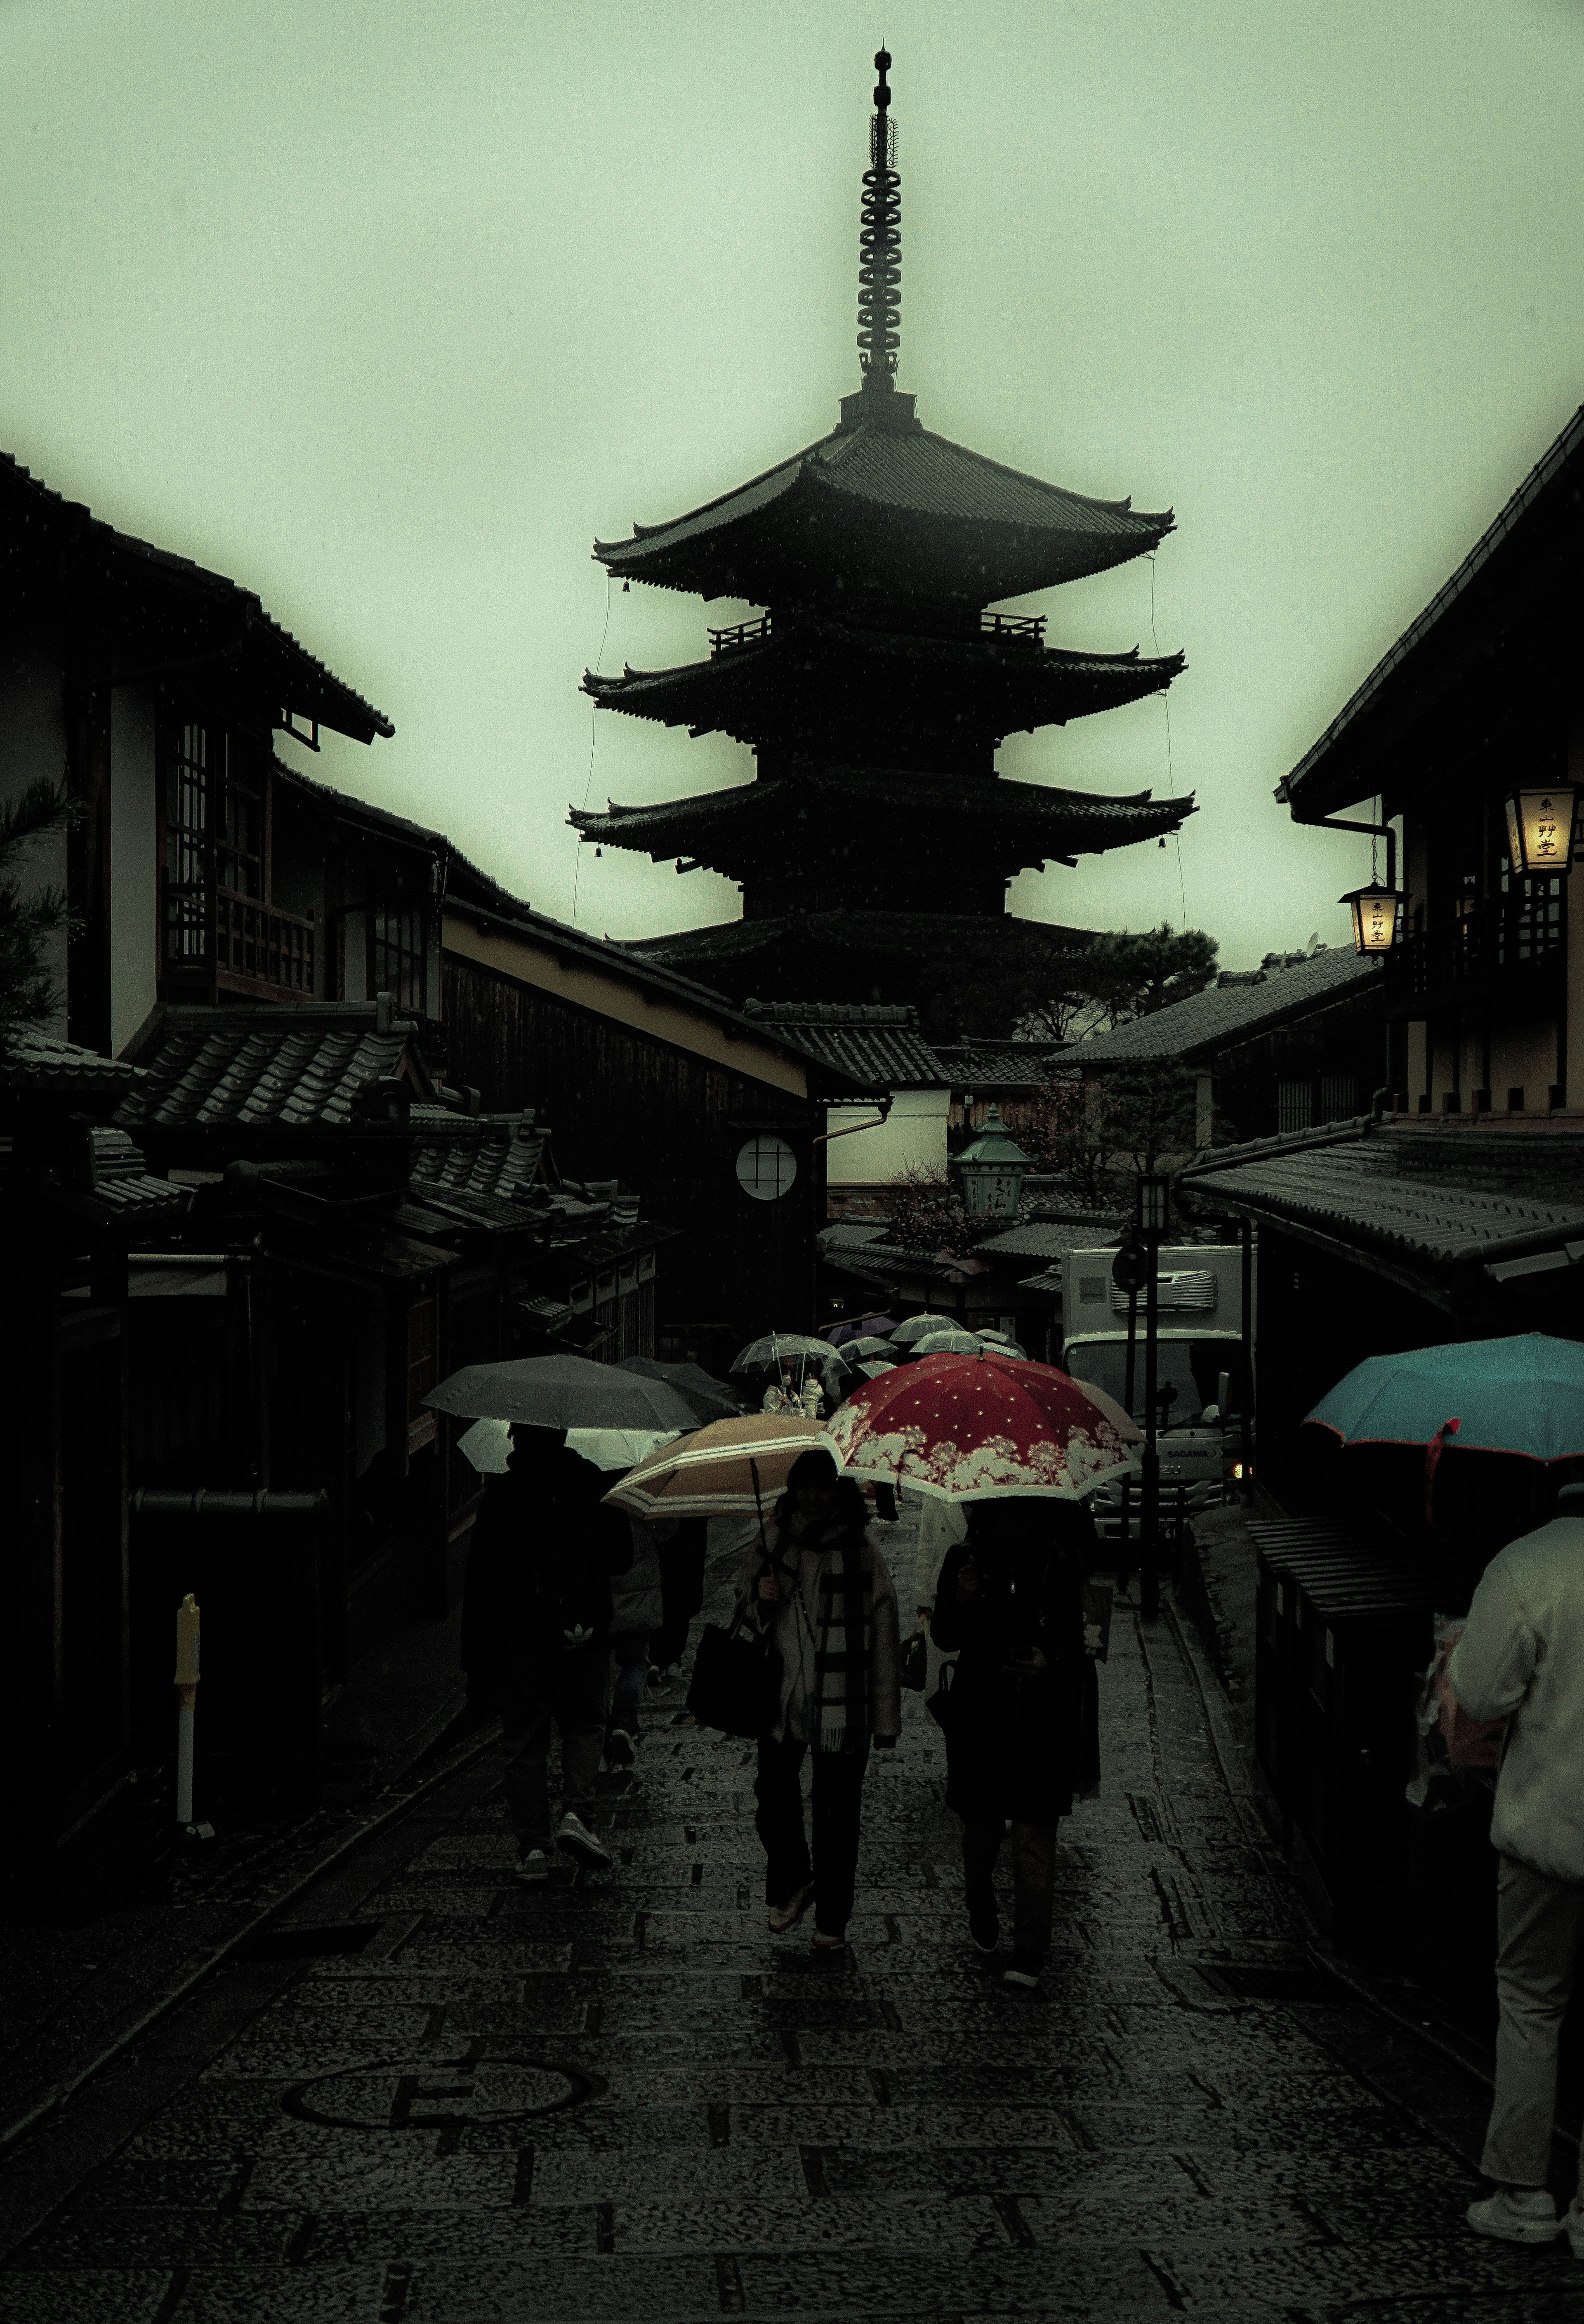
<box><xmin>5</xmin><ymin>0</ymin><xmax>1583</xmax><ymax>970</ymax></box>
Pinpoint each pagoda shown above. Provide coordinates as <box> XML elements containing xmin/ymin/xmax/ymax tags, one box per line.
<box><xmin>570</xmin><ymin>51</ymin><xmax>1193</xmax><ymax>1039</ymax></box>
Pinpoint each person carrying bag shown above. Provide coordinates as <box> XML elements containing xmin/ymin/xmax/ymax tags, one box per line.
<box><xmin>734</xmin><ymin>1449</ymin><xmax>900</xmax><ymax>1949</ymax></box>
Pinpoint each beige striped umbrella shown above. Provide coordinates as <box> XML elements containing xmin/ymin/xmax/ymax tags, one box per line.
<box><xmin>601</xmin><ymin>1414</ymin><xmax>825</xmax><ymax>1518</ymax></box>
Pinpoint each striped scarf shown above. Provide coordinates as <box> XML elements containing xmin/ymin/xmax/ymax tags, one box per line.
<box><xmin>780</xmin><ymin>1521</ymin><xmax>873</xmax><ymax>1756</ymax></box>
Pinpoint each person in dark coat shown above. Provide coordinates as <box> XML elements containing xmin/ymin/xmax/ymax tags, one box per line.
<box><xmin>461</xmin><ymin>1425</ymin><xmax>632</xmax><ymax>1880</ymax></box>
<box><xmin>648</xmin><ymin>1515</ymin><xmax>709</xmax><ymax>1683</ymax></box>
<box><xmin>930</xmin><ymin>1496</ymin><xmax>1098</xmax><ymax>1989</ymax></box>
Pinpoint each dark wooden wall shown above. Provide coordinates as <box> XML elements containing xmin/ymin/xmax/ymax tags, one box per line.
<box><xmin>442</xmin><ymin>952</ymin><xmax>823</xmax><ymax>1358</ymax></box>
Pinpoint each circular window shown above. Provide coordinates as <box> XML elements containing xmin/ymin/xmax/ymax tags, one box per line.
<box><xmin>736</xmin><ymin>1134</ymin><xmax>797</xmax><ymax>1202</ymax></box>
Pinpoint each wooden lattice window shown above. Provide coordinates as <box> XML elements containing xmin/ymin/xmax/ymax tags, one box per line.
<box><xmin>372</xmin><ymin>902</ymin><xmax>427</xmax><ymax>1014</ymax></box>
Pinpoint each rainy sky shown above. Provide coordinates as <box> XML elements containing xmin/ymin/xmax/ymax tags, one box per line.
<box><xmin>5</xmin><ymin>0</ymin><xmax>1583</xmax><ymax>970</ymax></box>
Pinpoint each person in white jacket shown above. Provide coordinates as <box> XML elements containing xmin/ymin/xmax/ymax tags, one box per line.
<box><xmin>1451</xmin><ymin>1486</ymin><xmax>1584</xmax><ymax>2255</ymax></box>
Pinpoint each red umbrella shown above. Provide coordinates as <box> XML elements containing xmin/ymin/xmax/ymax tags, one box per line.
<box><xmin>820</xmin><ymin>1349</ymin><xmax>1134</xmax><ymax>1504</ymax></box>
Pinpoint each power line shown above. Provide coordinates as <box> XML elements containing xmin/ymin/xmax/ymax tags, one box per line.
<box><xmin>1148</xmin><ymin>553</ymin><xmax>1188</xmax><ymax>926</ymax></box>
<box><xmin>571</xmin><ymin>576</ymin><xmax>614</xmax><ymax>927</ymax></box>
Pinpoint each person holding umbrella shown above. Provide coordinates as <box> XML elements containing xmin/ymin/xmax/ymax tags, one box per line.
<box><xmin>739</xmin><ymin>1449</ymin><xmax>901</xmax><ymax>1949</ymax></box>
<box><xmin>930</xmin><ymin>1498</ymin><xmax>1098</xmax><ymax>1988</ymax></box>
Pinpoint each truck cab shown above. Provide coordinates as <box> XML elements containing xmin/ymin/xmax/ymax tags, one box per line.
<box><xmin>1060</xmin><ymin>1246</ymin><xmax>1252</xmax><ymax>1541</ymax></box>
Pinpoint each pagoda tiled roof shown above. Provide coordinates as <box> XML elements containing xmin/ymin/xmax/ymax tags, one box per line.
<box><xmin>592</xmin><ymin>417</ymin><xmax>1174</xmax><ymax>604</ymax></box>
<box><xmin>572</xmin><ymin>767</ymin><xmax>1193</xmax><ymax>876</ymax></box>
<box><xmin>582</xmin><ymin>619</ymin><xmax>1181</xmax><ymax>757</ymax></box>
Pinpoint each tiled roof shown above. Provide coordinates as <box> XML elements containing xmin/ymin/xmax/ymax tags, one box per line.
<box><xmin>1</xmin><ymin>1028</ymin><xmax>147</xmax><ymax>1100</ymax></box>
<box><xmin>625</xmin><ymin>913</ymin><xmax>1094</xmax><ymax>980</ymax></box>
<box><xmin>410</xmin><ymin>1110</ymin><xmax>549</xmax><ymax>1205</ymax></box>
<box><xmin>593</xmin><ymin>419</ymin><xmax>1173</xmax><ymax>600</ymax></box>
<box><xmin>1071</xmin><ymin>948</ymin><xmax>1378</xmax><ymax>1067</ymax></box>
<box><xmin>1178</xmin><ymin>1122</ymin><xmax>1584</xmax><ymax>1296</ymax></box>
<box><xmin>933</xmin><ymin>1040</ymin><xmax>1070</xmax><ymax>1090</ymax></box>
<box><xmin>573</xmin><ymin>767</ymin><xmax>1192</xmax><ymax>861</ymax></box>
<box><xmin>1</xmin><ymin>452</ymin><xmax>392</xmax><ymax>745</ymax></box>
<box><xmin>740</xmin><ymin>1002</ymin><xmax>942</xmax><ymax>1090</ymax></box>
<box><xmin>1281</xmin><ymin>401</ymin><xmax>1584</xmax><ymax>819</ymax></box>
<box><xmin>116</xmin><ymin>1004</ymin><xmax>431</xmax><ymax>1132</ymax></box>
<box><xmin>973</xmin><ymin>1222</ymin><xmax>1084</xmax><ymax>1260</ymax></box>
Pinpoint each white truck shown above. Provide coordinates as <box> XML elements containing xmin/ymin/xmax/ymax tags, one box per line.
<box><xmin>1059</xmin><ymin>1244</ymin><xmax>1253</xmax><ymax>1541</ymax></box>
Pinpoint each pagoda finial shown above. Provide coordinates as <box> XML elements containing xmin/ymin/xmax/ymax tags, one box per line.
<box><xmin>856</xmin><ymin>46</ymin><xmax>901</xmax><ymax>390</ymax></box>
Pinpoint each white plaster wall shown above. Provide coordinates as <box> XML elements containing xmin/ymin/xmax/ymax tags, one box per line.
<box><xmin>825</xmin><ymin>1090</ymin><xmax>950</xmax><ymax>1187</ymax></box>
<box><xmin>0</xmin><ymin>627</ymin><xmax>69</xmax><ymax>1038</ymax></box>
<box><xmin>111</xmin><ymin>685</ymin><xmax>159</xmax><ymax>1053</ymax></box>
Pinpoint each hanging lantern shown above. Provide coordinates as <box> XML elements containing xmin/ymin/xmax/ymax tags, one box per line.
<box><xmin>1504</xmin><ymin>784</ymin><xmax>1577</xmax><ymax>875</ymax></box>
<box><xmin>952</xmin><ymin>1104</ymin><xmax>1030</xmax><ymax>1220</ymax></box>
<box><xmin>1340</xmin><ymin>883</ymin><xmax>1402</xmax><ymax>956</ymax></box>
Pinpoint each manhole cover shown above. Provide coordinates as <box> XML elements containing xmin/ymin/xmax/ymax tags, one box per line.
<box><xmin>282</xmin><ymin>2054</ymin><xmax>603</xmax><ymax>2130</ymax></box>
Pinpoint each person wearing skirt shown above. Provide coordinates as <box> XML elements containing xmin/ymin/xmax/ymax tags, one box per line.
<box><xmin>930</xmin><ymin>1497</ymin><xmax>1097</xmax><ymax>1988</ymax></box>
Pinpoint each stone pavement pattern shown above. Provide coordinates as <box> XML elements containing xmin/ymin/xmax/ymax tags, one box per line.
<box><xmin>5</xmin><ymin>1524</ymin><xmax>1581</xmax><ymax>2322</ymax></box>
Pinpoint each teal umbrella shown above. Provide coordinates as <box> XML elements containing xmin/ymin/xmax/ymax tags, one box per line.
<box><xmin>1305</xmin><ymin>1334</ymin><xmax>1584</xmax><ymax>1463</ymax></box>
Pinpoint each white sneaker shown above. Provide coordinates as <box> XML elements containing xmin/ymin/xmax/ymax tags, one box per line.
<box><xmin>556</xmin><ymin>1811</ymin><xmax>613</xmax><ymax>1870</ymax></box>
<box><xmin>513</xmin><ymin>1849</ymin><xmax>549</xmax><ymax>1883</ymax></box>
<box><xmin>1466</xmin><ymin>2186</ymin><xmax>1558</xmax><ymax>2245</ymax></box>
<box><xmin>1562</xmin><ymin>2197</ymin><xmax>1584</xmax><ymax>2258</ymax></box>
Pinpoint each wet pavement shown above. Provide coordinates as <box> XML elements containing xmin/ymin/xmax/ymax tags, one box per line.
<box><xmin>3</xmin><ymin>1525</ymin><xmax>1580</xmax><ymax>2322</ymax></box>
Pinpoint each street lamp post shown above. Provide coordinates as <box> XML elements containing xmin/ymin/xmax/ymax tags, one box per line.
<box><xmin>1136</xmin><ymin>1174</ymin><xmax>1169</xmax><ymax>1623</ymax></box>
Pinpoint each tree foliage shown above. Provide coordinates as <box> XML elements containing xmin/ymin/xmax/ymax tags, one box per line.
<box><xmin>1018</xmin><ymin>1062</ymin><xmax>1200</xmax><ymax>1208</ymax></box>
<box><xmin>0</xmin><ymin>779</ymin><xmax>73</xmax><ymax>1055</ymax></box>
<box><xmin>880</xmin><ymin>1162</ymin><xmax>982</xmax><ymax>1255</ymax></box>
<box><xmin>1014</xmin><ymin>923</ymin><xmax>1219</xmax><ymax>1044</ymax></box>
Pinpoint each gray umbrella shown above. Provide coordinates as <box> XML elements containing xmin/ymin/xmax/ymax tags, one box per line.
<box><xmin>424</xmin><ymin>1354</ymin><xmax>695</xmax><ymax>1431</ymax></box>
<box><xmin>618</xmin><ymin>1356</ymin><xmax>745</xmax><ymax>1423</ymax></box>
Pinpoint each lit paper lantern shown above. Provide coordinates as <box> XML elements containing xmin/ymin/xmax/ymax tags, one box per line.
<box><xmin>1340</xmin><ymin>883</ymin><xmax>1402</xmax><ymax>956</ymax></box>
<box><xmin>1504</xmin><ymin>785</ymin><xmax>1577</xmax><ymax>875</ymax></box>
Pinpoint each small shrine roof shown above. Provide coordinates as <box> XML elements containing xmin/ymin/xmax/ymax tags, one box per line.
<box><xmin>593</xmin><ymin>419</ymin><xmax>1174</xmax><ymax>604</ymax></box>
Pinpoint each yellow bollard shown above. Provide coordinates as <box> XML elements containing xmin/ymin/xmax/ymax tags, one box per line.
<box><xmin>174</xmin><ymin>1593</ymin><xmax>200</xmax><ymax>1829</ymax></box>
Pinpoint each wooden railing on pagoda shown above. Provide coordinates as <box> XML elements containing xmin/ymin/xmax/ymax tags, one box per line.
<box><xmin>980</xmin><ymin>611</ymin><xmax>1047</xmax><ymax>646</ymax></box>
<box><xmin>1382</xmin><ymin>882</ymin><xmax>1565</xmax><ymax>1020</ymax></box>
<box><xmin>708</xmin><ymin>613</ymin><xmax>772</xmax><ymax>657</ymax></box>
<box><xmin>163</xmin><ymin>879</ymin><xmax>318</xmax><ymax>1001</ymax></box>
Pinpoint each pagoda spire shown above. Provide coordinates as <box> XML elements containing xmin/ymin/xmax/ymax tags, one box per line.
<box><xmin>856</xmin><ymin>48</ymin><xmax>902</xmax><ymax>390</ymax></box>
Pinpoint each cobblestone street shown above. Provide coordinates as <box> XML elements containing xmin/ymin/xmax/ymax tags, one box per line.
<box><xmin>4</xmin><ymin>1529</ymin><xmax>1580</xmax><ymax>2323</ymax></box>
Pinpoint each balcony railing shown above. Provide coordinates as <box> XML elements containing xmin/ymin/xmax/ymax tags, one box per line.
<box><xmin>1383</xmin><ymin>887</ymin><xmax>1565</xmax><ymax>1019</ymax></box>
<box><xmin>164</xmin><ymin>881</ymin><xmax>317</xmax><ymax>999</ymax></box>
<box><xmin>980</xmin><ymin>611</ymin><xmax>1047</xmax><ymax>645</ymax></box>
<box><xmin>707</xmin><ymin>613</ymin><xmax>772</xmax><ymax>657</ymax></box>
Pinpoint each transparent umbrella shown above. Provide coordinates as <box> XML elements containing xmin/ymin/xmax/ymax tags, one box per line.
<box><xmin>731</xmin><ymin>1333</ymin><xmax>851</xmax><ymax>1378</ymax></box>
<box><xmin>908</xmin><ymin>1328</ymin><xmax>988</xmax><ymax>1357</ymax></box>
<box><xmin>889</xmin><ymin>1313</ymin><xmax>959</xmax><ymax>1346</ymax></box>
<box><xmin>424</xmin><ymin>1354</ymin><xmax>694</xmax><ymax>1432</ymax></box>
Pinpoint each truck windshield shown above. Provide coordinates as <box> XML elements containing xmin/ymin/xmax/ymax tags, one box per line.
<box><xmin>1066</xmin><ymin>1341</ymin><xmax>1245</xmax><ymax>1430</ymax></box>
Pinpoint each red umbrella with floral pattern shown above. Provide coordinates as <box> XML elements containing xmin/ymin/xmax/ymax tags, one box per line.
<box><xmin>818</xmin><ymin>1349</ymin><xmax>1133</xmax><ymax>1505</ymax></box>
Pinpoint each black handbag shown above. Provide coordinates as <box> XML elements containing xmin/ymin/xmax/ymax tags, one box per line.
<box><xmin>686</xmin><ymin>1602</ymin><xmax>779</xmax><ymax>1739</ymax></box>
<box><xmin>924</xmin><ymin>1656</ymin><xmax>959</xmax><ymax>1731</ymax></box>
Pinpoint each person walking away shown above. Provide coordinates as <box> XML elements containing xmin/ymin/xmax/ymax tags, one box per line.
<box><xmin>931</xmin><ymin>1496</ymin><xmax>1097</xmax><ymax>1989</ymax></box>
<box><xmin>1453</xmin><ymin>1482</ymin><xmax>1584</xmax><ymax>2254</ymax></box>
<box><xmin>606</xmin><ymin>1515</ymin><xmax>665</xmax><ymax>1767</ymax></box>
<box><xmin>649</xmin><ymin>1515</ymin><xmax>709</xmax><ymax>1685</ymax></box>
<box><xmin>461</xmin><ymin>1424</ymin><xmax>632</xmax><ymax>1880</ymax></box>
<box><xmin>740</xmin><ymin>1450</ymin><xmax>901</xmax><ymax>1949</ymax></box>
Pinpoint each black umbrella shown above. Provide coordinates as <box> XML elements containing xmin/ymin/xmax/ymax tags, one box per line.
<box><xmin>618</xmin><ymin>1356</ymin><xmax>745</xmax><ymax>1424</ymax></box>
<box><xmin>424</xmin><ymin>1354</ymin><xmax>695</xmax><ymax>1431</ymax></box>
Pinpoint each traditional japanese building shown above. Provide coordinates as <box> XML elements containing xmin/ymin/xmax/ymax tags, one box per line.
<box><xmin>572</xmin><ymin>51</ymin><xmax>1194</xmax><ymax>1038</ymax></box>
